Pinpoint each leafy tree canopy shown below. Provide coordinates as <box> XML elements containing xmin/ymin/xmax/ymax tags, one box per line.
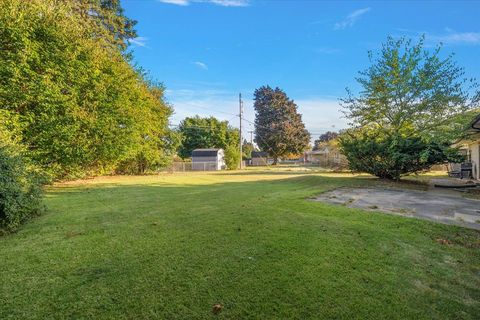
<box><xmin>342</xmin><ymin>36</ymin><xmax>479</xmax><ymax>143</ymax></box>
<box><xmin>68</xmin><ymin>0</ymin><xmax>138</xmax><ymax>51</ymax></box>
<box><xmin>340</xmin><ymin>36</ymin><xmax>479</xmax><ymax>179</ymax></box>
<box><xmin>242</xmin><ymin>139</ymin><xmax>255</xmax><ymax>159</ymax></box>
<box><xmin>253</xmin><ymin>86</ymin><xmax>310</xmax><ymax>164</ymax></box>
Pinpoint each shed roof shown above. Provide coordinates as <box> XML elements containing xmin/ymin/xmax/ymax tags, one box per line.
<box><xmin>192</xmin><ymin>148</ymin><xmax>222</xmax><ymax>157</ymax></box>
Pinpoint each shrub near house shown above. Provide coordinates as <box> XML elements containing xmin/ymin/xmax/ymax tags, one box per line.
<box><xmin>341</xmin><ymin>133</ymin><xmax>463</xmax><ymax>180</ymax></box>
<box><xmin>0</xmin><ymin>127</ymin><xmax>46</xmax><ymax>233</ymax></box>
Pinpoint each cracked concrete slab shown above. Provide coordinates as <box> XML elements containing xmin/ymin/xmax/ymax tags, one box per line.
<box><xmin>313</xmin><ymin>188</ymin><xmax>480</xmax><ymax>230</ymax></box>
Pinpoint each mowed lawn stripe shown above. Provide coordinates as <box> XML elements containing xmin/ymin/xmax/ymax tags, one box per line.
<box><xmin>1</xmin><ymin>173</ymin><xmax>479</xmax><ymax>319</ymax></box>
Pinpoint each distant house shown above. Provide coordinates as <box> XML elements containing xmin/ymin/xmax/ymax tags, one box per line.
<box><xmin>191</xmin><ymin>148</ymin><xmax>225</xmax><ymax>171</ymax></box>
<box><xmin>251</xmin><ymin>151</ymin><xmax>269</xmax><ymax>166</ymax></box>
<box><xmin>304</xmin><ymin>148</ymin><xmax>329</xmax><ymax>163</ymax></box>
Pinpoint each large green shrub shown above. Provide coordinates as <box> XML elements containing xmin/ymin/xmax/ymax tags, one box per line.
<box><xmin>224</xmin><ymin>144</ymin><xmax>240</xmax><ymax>170</ymax></box>
<box><xmin>340</xmin><ymin>132</ymin><xmax>464</xmax><ymax>180</ymax></box>
<box><xmin>0</xmin><ymin>130</ymin><xmax>46</xmax><ymax>234</ymax></box>
<box><xmin>116</xmin><ymin>129</ymin><xmax>181</xmax><ymax>174</ymax></box>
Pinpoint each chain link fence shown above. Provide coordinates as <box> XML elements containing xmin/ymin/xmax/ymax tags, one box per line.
<box><xmin>165</xmin><ymin>162</ymin><xmax>222</xmax><ymax>172</ymax></box>
<box><xmin>303</xmin><ymin>154</ymin><xmax>349</xmax><ymax>170</ymax></box>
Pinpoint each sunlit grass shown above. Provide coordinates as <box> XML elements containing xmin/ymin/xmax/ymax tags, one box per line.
<box><xmin>1</xmin><ymin>170</ymin><xmax>479</xmax><ymax>319</ymax></box>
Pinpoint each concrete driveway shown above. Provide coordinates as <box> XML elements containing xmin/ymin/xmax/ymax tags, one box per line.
<box><xmin>314</xmin><ymin>188</ymin><xmax>480</xmax><ymax>230</ymax></box>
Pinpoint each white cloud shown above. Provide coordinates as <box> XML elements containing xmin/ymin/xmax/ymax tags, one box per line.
<box><xmin>208</xmin><ymin>0</ymin><xmax>249</xmax><ymax>6</ymax></box>
<box><xmin>158</xmin><ymin>0</ymin><xmax>249</xmax><ymax>6</ymax></box>
<box><xmin>129</xmin><ymin>37</ymin><xmax>148</xmax><ymax>47</ymax></box>
<box><xmin>334</xmin><ymin>7</ymin><xmax>371</xmax><ymax>30</ymax></box>
<box><xmin>193</xmin><ymin>61</ymin><xmax>208</xmax><ymax>70</ymax></box>
<box><xmin>433</xmin><ymin>31</ymin><xmax>480</xmax><ymax>44</ymax></box>
<box><xmin>394</xmin><ymin>28</ymin><xmax>480</xmax><ymax>46</ymax></box>
<box><xmin>159</xmin><ymin>0</ymin><xmax>189</xmax><ymax>5</ymax></box>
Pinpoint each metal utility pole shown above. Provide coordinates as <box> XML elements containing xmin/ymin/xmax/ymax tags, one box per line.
<box><xmin>248</xmin><ymin>131</ymin><xmax>253</xmax><ymax>145</ymax></box>
<box><xmin>239</xmin><ymin>93</ymin><xmax>243</xmax><ymax>169</ymax></box>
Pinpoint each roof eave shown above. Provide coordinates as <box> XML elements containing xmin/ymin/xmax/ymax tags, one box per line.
<box><xmin>471</xmin><ymin>114</ymin><xmax>480</xmax><ymax>131</ymax></box>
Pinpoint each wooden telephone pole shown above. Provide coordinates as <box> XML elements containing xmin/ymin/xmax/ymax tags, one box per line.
<box><xmin>239</xmin><ymin>93</ymin><xmax>243</xmax><ymax>169</ymax></box>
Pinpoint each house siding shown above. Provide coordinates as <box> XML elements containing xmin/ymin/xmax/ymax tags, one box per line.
<box><xmin>192</xmin><ymin>156</ymin><xmax>219</xmax><ymax>163</ymax></box>
<box><xmin>470</xmin><ymin>141</ymin><xmax>480</xmax><ymax>180</ymax></box>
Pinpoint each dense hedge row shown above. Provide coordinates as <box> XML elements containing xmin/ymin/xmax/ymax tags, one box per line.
<box><xmin>0</xmin><ymin>0</ymin><xmax>176</xmax><ymax>179</ymax></box>
<box><xmin>0</xmin><ymin>0</ymin><xmax>176</xmax><ymax>232</ymax></box>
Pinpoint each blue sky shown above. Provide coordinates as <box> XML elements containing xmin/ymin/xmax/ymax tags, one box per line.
<box><xmin>123</xmin><ymin>0</ymin><xmax>480</xmax><ymax>140</ymax></box>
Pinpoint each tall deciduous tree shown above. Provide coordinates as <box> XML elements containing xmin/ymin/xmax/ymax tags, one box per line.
<box><xmin>342</xmin><ymin>36</ymin><xmax>479</xmax><ymax>142</ymax></box>
<box><xmin>340</xmin><ymin>36</ymin><xmax>479</xmax><ymax>179</ymax></box>
<box><xmin>253</xmin><ymin>86</ymin><xmax>310</xmax><ymax>164</ymax></box>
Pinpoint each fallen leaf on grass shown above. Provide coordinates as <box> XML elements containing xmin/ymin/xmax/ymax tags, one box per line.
<box><xmin>436</xmin><ymin>238</ymin><xmax>451</xmax><ymax>245</ymax></box>
<box><xmin>212</xmin><ymin>303</ymin><xmax>223</xmax><ymax>314</ymax></box>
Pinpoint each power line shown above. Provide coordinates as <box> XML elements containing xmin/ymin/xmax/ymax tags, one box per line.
<box><xmin>171</xmin><ymin>121</ymin><xmax>338</xmax><ymax>136</ymax></box>
<box><xmin>241</xmin><ymin>116</ymin><xmax>336</xmax><ymax>135</ymax></box>
<box><xmin>171</xmin><ymin>101</ymin><xmax>339</xmax><ymax>134</ymax></box>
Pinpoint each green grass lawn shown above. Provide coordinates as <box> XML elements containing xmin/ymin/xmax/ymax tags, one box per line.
<box><xmin>1</xmin><ymin>170</ymin><xmax>479</xmax><ymax>319</ymax></box>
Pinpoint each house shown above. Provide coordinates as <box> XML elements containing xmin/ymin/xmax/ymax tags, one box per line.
<box><xmin>251</xmin><ymin>151</ymin><xmax>269</xmax><ymax>166</ymax></box>
<box><xmin>191</xmin><ymin>148</ymin><xmax>225</xmax><ymax>171</ymax></box>
<box><xmin>453</xmin><ymin>114</ymin><xmax>480</xmax><ymax>180</ymax></box>
<box><xmin>465</xmin><ymin>114</ymin><xmax>480</xmax><ymax>180</ymax></box>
